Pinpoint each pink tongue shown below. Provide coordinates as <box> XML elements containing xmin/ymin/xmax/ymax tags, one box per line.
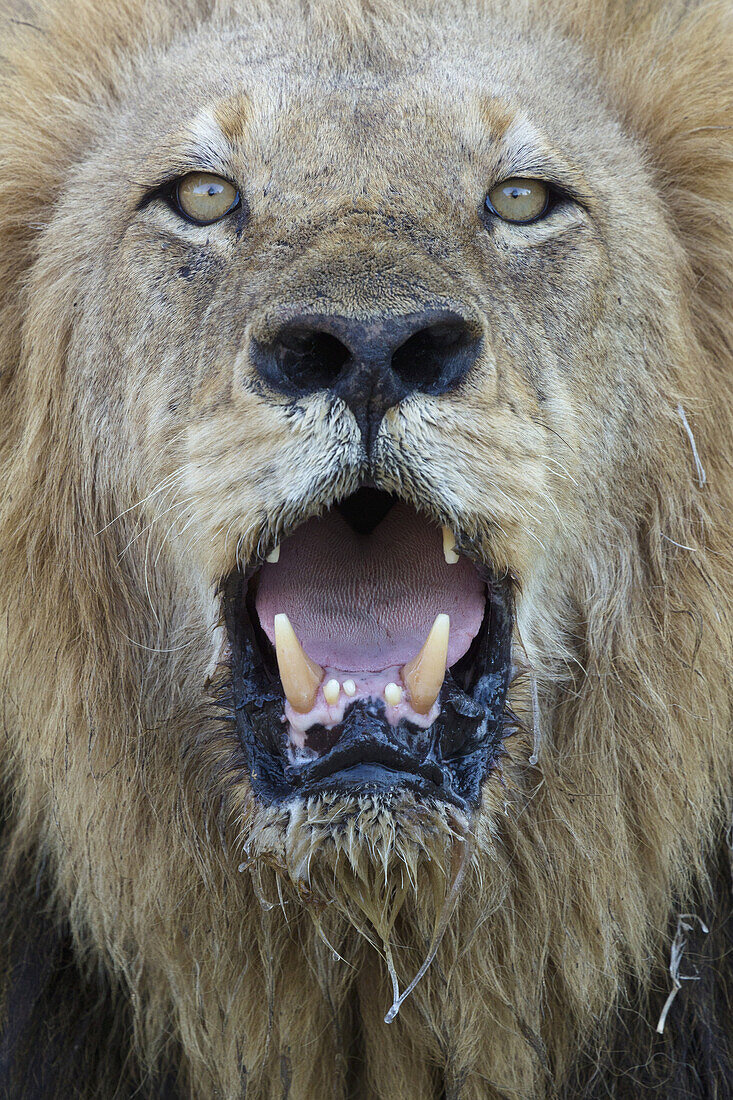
<box><xmin>255</xmin><ymin>504</ymin><xmax>485</xmax><ymax>672</ymax></box>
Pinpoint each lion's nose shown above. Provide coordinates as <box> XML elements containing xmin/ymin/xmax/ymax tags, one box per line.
<box><xmin>249</xmin><ymin>310</ymin><xmax>481</xmax><ymax>444</ymax></box>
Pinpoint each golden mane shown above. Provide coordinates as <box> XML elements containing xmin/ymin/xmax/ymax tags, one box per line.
<box><xmin>1</xmin><ymin>0</ymin><xmax>731</xmax><ymax>1097</ymax></box>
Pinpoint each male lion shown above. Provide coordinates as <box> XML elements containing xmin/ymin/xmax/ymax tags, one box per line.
<box><xmin>1</xmin><ymin>0</ymin><xmax>731</xmax><ymax>1096</ymax></box>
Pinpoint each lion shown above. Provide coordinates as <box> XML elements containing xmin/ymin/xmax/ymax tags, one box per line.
<box><xmin>0</xmin><ymin>0</ymin><xmax>731</xmax><ymax>1095</ymax></box>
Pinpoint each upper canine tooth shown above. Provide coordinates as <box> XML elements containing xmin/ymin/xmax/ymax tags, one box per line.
<box><xmin>266</xmin><ymin>544</ymin><xmax>280</xmax><ymax>563</ymax></box>
<box><xmin>273</xmin><ymin>613</ymin><xmax>323</xmax><ymax>713</ymax></box>
<box><xmin>402</xmin><ymin>613</ymin><xmax>450</xmax><ymax>715</ymax></box>
<box><xmin>441</xmin><ymin>526</ymin><xmax>459</xmax><ymax>564</ymax></box>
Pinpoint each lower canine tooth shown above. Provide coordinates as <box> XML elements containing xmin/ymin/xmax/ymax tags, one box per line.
<box><xmin>442</xmin><ymin>526</ymin><xmax>459</xmax><ymax>564</ymax></box>
<box><xmin>384</xmin><ymin>682</ymin><xmax>402</xmax><ymax>706</ymax></box>
<box><xmin>273</xmin><ymin>613</ymin><xmax>323</xmax><ymax>713</ymax></box>
<box><xmin>323</xmin><ymin>679</ymin><xmax>340</xmax><ymax>705</ymax></box>
<box><xmin>402</xmin><ymin>613</ymin><xmax>450</xmax><ymax>714</ymax></box>
<box><xmin>266</xmin><ymin>544</ymin><xmax>280</xmax><ymax>563</ymax></box>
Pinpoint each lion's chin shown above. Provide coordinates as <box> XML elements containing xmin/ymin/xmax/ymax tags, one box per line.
<box><xmin>214</xmin><ymin>487</ymin><xmax>515</xmax><ymax>812</ymax></box>
<box><xmin>241</xmin><ymin>789</ymin><xmax>472</xmax><ymax>1013</ymax></box>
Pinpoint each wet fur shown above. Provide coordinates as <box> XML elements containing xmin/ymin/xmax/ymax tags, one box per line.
<box><xmin>1</xmin><ymin>0</ymin><xmax>732</xmax><ymax>1096</ymax></box>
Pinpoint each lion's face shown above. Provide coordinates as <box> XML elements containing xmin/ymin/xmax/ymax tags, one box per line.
<box><xmin>43</xmin><ymin>13</ymin><xmax>687</xmax><ymax>832</ymax></box>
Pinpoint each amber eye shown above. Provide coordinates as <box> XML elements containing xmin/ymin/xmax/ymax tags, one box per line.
<box><xmin>173</xmin><ymin>172</ymin><xmax>240</xmax><ymax>225</ymax></box>
<box><xmin>485</xmin><ymin>178</ymin><xmax>550</xmax><ymax>224</ymax></box>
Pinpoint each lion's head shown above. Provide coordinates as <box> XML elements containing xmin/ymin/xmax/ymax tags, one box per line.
<box><xmin>1</xmin><ymin>0</ymin><xmax>731</xmax><ymax>1096</ymax></box>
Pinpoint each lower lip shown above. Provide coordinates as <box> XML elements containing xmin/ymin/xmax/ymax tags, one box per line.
<box><xmin>285</xmin><ymin>761</ymin><xmax>448</xmax><ymax>799</ymax></box>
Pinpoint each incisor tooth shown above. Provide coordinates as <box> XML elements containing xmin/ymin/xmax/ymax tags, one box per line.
<box><xmin>343</xmin><ymin>679</ymin><xmax>357</xmax><ymax>697</ymax></box>
<box><xmin>441</xmin><ymin>526</ymin><xmax>459</xmax><ymax>564</ymax></box>
<box><xmin>323</xmin><ymin>678</ymin><xmax>340</xmax><ymax>705</ymax></box>
<box><xmin>402</xmin><ymin>613</ymin><xmax>450</xmax><ymax>714</ymax></box>
<box><xmin>273</xmin><ymin>613</ymin><xmax>323</xmax><ymax>714</ymax></box>
<box><xmin>266</xmin><ymin>544</ymin><xmax>280</xmax><ymax>563</ymax></box>
<box><xmin>384</xmin><ymin>682</ymin><xmax>403</xmax><ymax>706</ymax></box>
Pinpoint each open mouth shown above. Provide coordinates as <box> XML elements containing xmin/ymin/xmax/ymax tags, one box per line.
<box><xmin>218</xmin><ymin>489</ymin><xmax>513</xmax><ymax>811</ymax></box>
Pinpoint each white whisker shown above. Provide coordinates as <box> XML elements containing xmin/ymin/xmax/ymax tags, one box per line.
<box><xmin>677</xmin><ymin>403</ymin><xmax>706</xmax><ymax>488</ymax></box>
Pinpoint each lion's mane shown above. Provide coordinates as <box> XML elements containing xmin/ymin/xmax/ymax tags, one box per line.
<box><xmin>0</xmin><ymin>1</ymin><xmax>732</xmax><ymax>1097</ymax></box>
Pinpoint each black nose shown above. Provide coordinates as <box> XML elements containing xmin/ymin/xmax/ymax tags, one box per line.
<box><xmin>249</xmin><ymin>310</ymin><xmax>482</xmax><ymax>444</ymax></box>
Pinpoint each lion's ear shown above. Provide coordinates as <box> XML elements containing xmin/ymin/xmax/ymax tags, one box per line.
<box><xmin>0</xmin><ymin>0</ymin><xmax>194</xmax><ymax>395</ymax></box>
<box><xmin>0</xmin><ymin>118</ymin><xmax>34</xmax><ymax>390</ymax></box>
<box><xmin>554</xmin><ymin>0</ymin><xmax>732</xmax><ymax>371</ymax></box>
<box><xmin>605</xmin><ymin>1</ymin><xmax>732</xmax><ymax>367</ymax></box>
<box><xmin>0</xmin><ymin>24</ymin><xmax>68</xmax><ymax>392</ymax></box>
<box><xmin>0</xmin><ymin>25</ymin><xmax>58</xmax><ymax>390</ymax></box>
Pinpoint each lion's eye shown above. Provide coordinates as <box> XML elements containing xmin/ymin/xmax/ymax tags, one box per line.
<box><xmin>173</xmin><ymin>172</ymin><xmax>240</xmax><ymax>225</ymax></box>
<box><xmin>485</xmin><ymin>178</ymin><xmax>550</xmax><ymax>224</ymax></box>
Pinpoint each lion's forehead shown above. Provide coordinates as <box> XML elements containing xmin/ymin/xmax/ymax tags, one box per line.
<box><xmin>113</xmin><ymin>18</ymin><xmax>616</xmax><ymax>195</ymax></box>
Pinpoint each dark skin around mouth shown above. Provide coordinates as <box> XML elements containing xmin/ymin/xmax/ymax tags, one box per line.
<box><xmin>218</xmin><ymin>563</ymin><xmax>514</xmax><ymax>811</ymax></box>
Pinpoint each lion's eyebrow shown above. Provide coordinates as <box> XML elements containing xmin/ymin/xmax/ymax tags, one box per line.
<box><xmin>492</xmin><ymin>114</ymin><xmax>593</xmax><ymax>202</ymax></box>
<box><xmin>478</xmin><ymin>98</ymin><xmax>515</xmax><ymax>142</ymax></box>
<box><xmin>212</xmin><ymin>93</ymin><xmax>252</xmax><ymax>147</ymax></box>
<box><xmin>132</xmin><ymin>107</ymin><xmax>243</xmax><ymax>197</ymax></box>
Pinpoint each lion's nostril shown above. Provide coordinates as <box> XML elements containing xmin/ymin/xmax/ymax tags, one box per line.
<box><xmin>274</xmin><ymin>328</ymin><xmax>351</xmax><ymax>391</ymax></box>
<box><xmin>390</xmin><ymin>320</ymin><xmax>479</xmax><ymax>394</ymax></box>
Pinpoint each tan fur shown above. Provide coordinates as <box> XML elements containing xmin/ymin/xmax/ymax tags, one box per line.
<box><xmin>0</xmin><ymin>0</ymin><xmax>732</xmax><ymax>1096</ymax></box>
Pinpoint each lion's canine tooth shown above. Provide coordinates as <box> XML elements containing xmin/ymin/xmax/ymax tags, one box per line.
<box><xmin>441</xmin><ymin>526</ymin><xmax>459</xmax><ymax>564</ymax></box>
<box><xmin>273</xmin><ymin>613</ymin><xmax>323</xmax><ymax>713</ymax></box>
<box><xmin>266</xmin><ymin>544</ymin><xmax>280</xmax><ymax>563</ymax></box>
<box><xmin>323</xmin><ymin>678</ymin><xmax>340</xmax><ymax>705</ymax></box>
<box><xmin>402</xmin><ymin>613</ymin><xmax>450</xmax><ymax>714</ymax></box>
<box><xmin>343</xmin><ymin>679</ymin><xmax>357</xmax><ymax>697</ymax></box>
<box><xmin>384</xmin><ymin>682</ymin><xmax>403</xmax><ymax>706</ymax></box>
